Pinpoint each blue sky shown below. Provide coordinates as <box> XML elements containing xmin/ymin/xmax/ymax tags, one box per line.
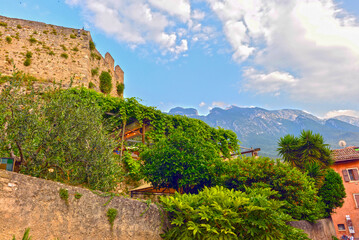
<box><xmin>1</xmin><ymin>0</ymin><xmax>359</xmax><ymax>118</ymax></box>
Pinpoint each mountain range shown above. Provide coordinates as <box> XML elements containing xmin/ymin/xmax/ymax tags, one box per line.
<box><xmin>168</xmin><ymin>107</ymin><xmax>359</xmax><ymax>158</ymax></box>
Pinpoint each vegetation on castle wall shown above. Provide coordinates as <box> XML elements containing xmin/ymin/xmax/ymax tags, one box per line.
<box><xmin>99</xmin><ymin>71</ymin><xmax>112</xmax><ymax>94</ymax></box>
<box><xmin>116</xmin><ymin>82</ymin><xmax>124</xmax><ymax>96</ymax></box>
<box><xmin>16</xmin><ymin>24</ymin><xmax>22</xmax><ymax>29</ymax></box>
<box><xmin>61</xmin><ymin>53</ymin><xmax>68</xmax><ymax>59</ymax></box>
<box><xmin>89</xmin><ymin>40</ymin><xmax>95</xmax><ymax>51</ymax></box>
<box><xmin>6</xmin><ymin>36</ymin><xmax>12</xmax><ymax>44</ymax></box>
<box><xmin>28</xmin><ymin>37</ymin><xmax>37</xmax><ymax>44</ymax></box>
<box><xmin>60</xmin><ymin>44</ymin><xmax>67</xmax><ymax>51</ymax></box>
<box><xmin>70</xmin><ymin>34</ymin><xmax>76</xmax><ymax>39</ymax></box>
<box><xmin>91</xmin><ymin>67</ymin><xmax>99</xmax><ymax>76</ymax></box>
<box><xmin>88</xmin><ymin>81</ymin><xmax>95</xmax><ymax>89</ymax></box>
<box><xmin>106</xmin><ymin>208</ymin><xmax>118</xmax><ymax>228</ymax></box>
<box><xmin>0</xmin><ymin>22</ymin><xmax>7</xmax><ymax>27</ymax></box>
<box><xmin>23</xmin><ymin>58</ymin><xmax>31</xmax><ymax>66</ymax></box>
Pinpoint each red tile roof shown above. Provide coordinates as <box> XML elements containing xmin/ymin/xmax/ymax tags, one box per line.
<box><xmin>332</xmin><ymin>146</ymin><xmax>359</xmax><ymax>163</ymax></box>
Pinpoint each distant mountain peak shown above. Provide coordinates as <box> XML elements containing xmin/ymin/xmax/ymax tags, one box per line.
<box><xmin>168</xmin><ymin>107</ymin><xmax>198</xmax><ymax>117</ymax></box>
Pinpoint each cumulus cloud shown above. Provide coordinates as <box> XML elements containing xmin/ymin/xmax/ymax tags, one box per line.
<box><xmin>324</xmin><ymin>110</ymin><xmax>359</xmax><ymax>119</ymax></box>
<box><xmin>207</xmin><ymin>0</ymin><xmax>359</xmax><ymax>101</ymax></box>
<box><xmin>199</xmin><ymin>101</ymin><xmax>206</xmax><ymax>107</ymax></box>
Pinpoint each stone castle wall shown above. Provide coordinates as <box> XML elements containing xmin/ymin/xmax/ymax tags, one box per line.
<box><xmin>0</xmin><ymin>170</ymin><xmax>166</xmax><ymax>240</ymax></box>
<box><xmin>0</xmin><ymin>15</ymin><xmax>124</xmax><ymax>97</ymax></box>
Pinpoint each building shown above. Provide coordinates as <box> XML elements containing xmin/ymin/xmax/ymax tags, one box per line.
<box><xmin>331</xmin><ymin>146</ymin><xmax>359</xmax><ymax>238</ymax></box>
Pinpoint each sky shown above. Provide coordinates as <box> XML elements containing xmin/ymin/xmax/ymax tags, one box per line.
<box><xmin>1</xmin><ymin>0</ymin><xmax>359</xmax><ymax>118</ymax></box>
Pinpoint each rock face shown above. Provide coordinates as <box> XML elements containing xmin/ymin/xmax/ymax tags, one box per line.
<box><xmin>0</xmin><ymin>170</ymin><xmax>167</xmax><ymax>240</ymax></box>
<box><xmin>0</xmin><ymin>15</ymin><xmax>124</xmax><ymax>97</ymax></box>
<box><xmin>288</xmin><ymin>218</ymin><xmax>336</xmax><ymax>240</ymax></box>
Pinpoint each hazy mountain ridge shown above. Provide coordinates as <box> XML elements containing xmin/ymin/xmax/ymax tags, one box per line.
<box><xmin>168</xmin><ymin>106</ymin><xmax>359</xmax><ymax>158</ymax></box>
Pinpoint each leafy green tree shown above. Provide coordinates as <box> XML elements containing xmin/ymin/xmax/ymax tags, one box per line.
<box><xmin>160</xmin><ymin>186</ymin><xmax>310</xmax><ymax>240</ymax></box>
<box><xmin>141</xmin><ymin>129</ymin><xmax>224</xmax><ymax>193</ymax></box>
<box><xmin>318</xmin><ymin>169</ymin><xmax>346</xmax><ymax>217</ymax></box>
<box><xmin>277</xmin><ymin>130</ymin><xmax>333</xmax><ymax>170</ymax></box>
<box><xmin>220</xmin><ymin>156</ymin><xmax>324</xmax><ymax>221</ymax></box>
<box><xmin>0</xmin><ymin>75</ymin><xmax>121</xmax><ymax>191</ymax></box>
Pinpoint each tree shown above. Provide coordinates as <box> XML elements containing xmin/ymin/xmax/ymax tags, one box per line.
<box><xmin>220</xmin><ymin>156</ymin><xmax>324</xmax><ymax>221</ymax></box>
<box><xmin>141</xmin><ymin>129</ymin><xmax>224</xmax><ymax>193</ymax></box>
<box><xmin>277</xmin><ymin>130</ymin><xmax>333</xmax><ymax>170</ymax></box>
<box><xmin>99</xmin><ymin>71</ymin><xmax>112</xmax><ymax>94</ymax></box>
<box><xmin>318</xmin><ymin>169</ymin><xmax>346</xmax><ymax>217</ymax></box>
<box><xmin>0</xmin><ymin>74</ymin><xmax>121</xmax><ymax>191</ymax></box>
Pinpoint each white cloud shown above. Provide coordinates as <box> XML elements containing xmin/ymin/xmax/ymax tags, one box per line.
<box><xmin>148</xmin><ymin>0</ymin><xmax>191</xmax><ymax>22</ymax></box>
<box><xmin>324</xmin><ymin>110</ymin><xmax>359</xmax><ymax>119</ymax></box>
<box><xmin>199</xmin><ymin>101</ymin><xmax>206</xmax><ymax>107</ymax></box>
<box><xmin>208</xmin><ymin>101</ymin><xmax>230</xmax><ymax>110</ymax></box>
<box><xmin>207</xmin><ymin>0</ymin><xmax>359</xmax><ymax>102</ymax></box>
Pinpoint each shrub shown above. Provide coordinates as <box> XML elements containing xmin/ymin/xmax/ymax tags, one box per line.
<box><xmin>106</xmin><ymin>208</ymin><xmax>118</xmax><ymax>228</ymax></box>
<box><xmin>122</xmin><ymin>151</ymin><xmax>142</xmax><ymax>181</ymax></box>
<box><xmin>220</xmin><ymin>156</ymin><xmax>324</xmax><ymax>221</ymax></box>
<box><xmin>70</xmin><ymin>34</ymin><xmax>76</xmax><ymax>39</ymax></box>
<box><xmin>6</xmin><ymin>36</ymin><xmax>12</xmax><ymax>44</ymax></box>
<box><xmin>88</xmin><ymin>81</ymin><xmax>96</xmax><ymax>89</ymax></box>
<box><xmin>60</xmin><ymin>44</ymin><xmax>67</xmax><ymax>51</ymax></box>
<box><xmin>51</xmin><ymin>29</ymin><xmax>57</xmax><ymax>35</ymax></box>
<box><xmin>99</xmin><ymin>71</ymin><xmax>112</xmax><ymax>94</ymax></box>
<box><xmin>26</xmin><ymin>51</ymin><xmax>33</xmax><ymax>59</ymax></box>
<box><xmin>28</xmin><ymin>37</ymin><xmax>37</xmax><ymax>44</ymax></box>
<box><xmin>91</xmin><ymin>52</ymin><xmax>101</xmax><ymax>60</ymax></box>
<box><xmin>43</xmin><ymin>30</ymin><xmax>49</xmax><ymax>34</ymax></box>
<box><xmin>74</xmin><ymin>192</ymin><xmax>83</xmax><ymax>199</ymax></box>
<box><xmin>89</xmin><ymin>40</ymin><xmax>95</xmax><ymax>51</ymax></box>
<box><xmin>161</xmin><ymin>186</ymin><xmax>309</xmax><ymax>240</ymax></box>
<box><xmin>91</xmin><ymin>68</ymin><xmax>99</xmax><ymax>76</ymax></box>
<box><xmin>318</xmin><ymin>169</ymin><xmax>346</xmax><ymax>217</ymax></box>
<box><xmin>33</xmin><ymin>31</ymin><xmax>38</xmax><ymax>34</ymax></box>
<box><xmin>23</xmin><ymin>58</ymin><xmax>31</xmax><ymax>66</ymax></box>
<box><xmin>59</xmin><ymin>188</ymin><xmax>69</xmax><ymax>202</ymax></box>
<box><xmin>116</xmin><ymin>82</ymin><xmax>124</xmax><ymax>96</ymax></box>
<box><xmin>48</xmin><ymin>51</ymin><xmax>55</xmax><ymax>56</ymax></box>
<box><xmin>0</xmin><ymin>22</ymin><xmax>7</xmax><ymax>27</ymax></box>
<box><xmin>16</xmin><ymin>24</ymin><xmax>22</xmax><ymax>29</ymax></box>
<box><xmin>60</xmin><ymin>53</ymin><xmax>68</xmax><ymax>59</ymax></box>
<box><xmin>72</xmin><ymin>47</ymin><xmax>79</xmax><ymax>52</ymax></box>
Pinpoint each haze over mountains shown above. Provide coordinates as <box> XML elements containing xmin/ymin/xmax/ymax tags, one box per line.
<box><xmin>168</xmin><ymin>107</ymin><xmax>359</xmax><ymax>158</ymax></box>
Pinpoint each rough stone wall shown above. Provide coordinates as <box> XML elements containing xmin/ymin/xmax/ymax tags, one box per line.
<box><xmin>0</xmin><ymin>15</ymin><xmax>123</xmax><ymax>97</ymax></box>
<box><xmin>0</xmin><ymin>170</ymin><xmax>166</xmax><ymax>240</ymax></box>
<box><xmin>288</xmin><ymin>218</ymin><xmax>337</xmax><ymax>240</ymax></box>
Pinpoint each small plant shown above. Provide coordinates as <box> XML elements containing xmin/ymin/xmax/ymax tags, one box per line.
<box><xmin>15</xmin><ymin>32</ymin><xmax>19</xmax><ymax>40</ymax></box>
<box><xmin>91</xmin><ymin>67</ymin><xmax>99</xmax><ymax>76</ymax></box>
<box><xmin>70</xmin><ymin>34</ymin><xmax>76</xmax><ymax>39</ymax></box>
<box><xmin>48</xmin><ymin>50</ymin><xmax>55</xmax><ymax>56</ymax></box>
<box><xmin>91</xmin><ymin>52</ymin><xmax>101</xmax><ymax>60</ymax></box>
<box><xmin>116</xmin><ymin>82</ymin><xmax>125</xmax><ymax>96</ymax></box>
<box><xmin>24</xmin><ymin>58</ymin><xmax>31</xmax><ymax>66</ymax></box>
<box><xmin>33</xmin><ymin>30</ymin><xmax>38</xmax><ymax>34</ymax></box>
<box><xmin>99</xmin><ymin>71</ymin><xmax>112</xmax><ymax>94</ymax></box>
<box><xmin>88</xmin><ymin>81</ymin><xmax>95</xmax><ymax>89</ymax></box>
<box><xmin>74</xmin><ymin>192</ymin><xmax>83</xmax><ymax>199</ymax></box>
<box><xmin>51</xmin><ymin>29</ymin><xmax>57</xmax><ymax>35</ymax></box>
<box><xmin>82</xmin><ymin>32</ymin><xmax>87</xmax><ymax>36</ymax></box>
<box><xmin>0</xmin><ymin>22</ymin><xmax>7</xmax><ymax>27</ymax></box>
<box><xmin>72</xmin><ymin>46</ymin><xmax>79</xmax><ymax>52</ymax></box>
<box><xmin>59</xmin><ymin>188</ymin><xmax>69</xmax><ymax>204</ymax></box>
<box><xmin>28</xmin><ymin>37</ymin><xmax>37</xmax><ymax>44</ymax></box>
<box><xmin>89</xmin><ymin>40</ymin><xmax>95</xmax><ymax>51</ymax></box>
<box><xmin>60</xmin><ymin>53</ymin><xmax>68</xmax><ymax>59</ymax></box>
<box><xmin>106</xmin><ymin>208</ymin><xmax>118</xmax><ymax>229</ymax></box>
<box><xmin>16</xmin><ymin>24</ymin><xmax>22</xmax><ymax>29</ymax></box>
<box><xmin>60</xmin><ymin>44</ymin><xmax>67</xmax><ymax>51</ymax></box>
<box><xmin>26</xmin><ymin>51</ymin><xmax>33</xmax><ymax>59</ymax></box>
<box><xmin>43</xmin><ymin>30</ymin><xmax>49</xmax><ymax>34</ymax></box>
<box><xmin>6</xmin><ymin>36</ymin><xmax>12</xmax><ymax>44</ymax></box>
<box><xmin>12</xmin><ymin>227</ymin><xmax>31</xmax><ymax>240</ymax></box>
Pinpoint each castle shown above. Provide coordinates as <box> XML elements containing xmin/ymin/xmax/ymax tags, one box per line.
<box><xmin>0</xmin><ymin>15</ymin><xmax>124</xmax><ymax>97</ymax></box>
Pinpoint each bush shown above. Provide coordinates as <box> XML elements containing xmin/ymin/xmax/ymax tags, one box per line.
<box><xmin>72</xmin><ymin>47</ymin><xmax>79</xmax><ymax>52</ymax></box>
<box><xmin>116</xmin><ymin>83</ymin><xmax>124</xmax><ymax>96</ymax></box>
<box><xmin>91</xmin><ymin>68</ymin><xmax>99</xmax><ymax>76</ymax></box>
<box><xmin>59</xmin><ymin>188</ymin><xmax>69</xmax><ymax>201</ymax></box>
<box><xmin>99</xmin><ymin>71</ymin><xmax>112</xmax><ymax>94</ymax></box>
<box><xmin>0</xmin><ymin>22</ymin><xmax>7</xmax><ymax>27</ymax></box>
<box><xmin>6</xmin><ymin>36</ymin><xmax>12</xmax><ymax>44</ymax></box>
<box><xmin>89</xmin><ymin>40</ymin><xmax>95</xmax><ymax>51</ymax></box>
<box><xmin>107</xmin><ymin>208</ymin><xmax>118</xmax><ymax>228</ymax></box>
<box><xmin>220</xmin><ymin>156</ymin><xmax>324</xmax><ymax>221</ymax></box>
<box><xmin>122</xmin><ymin>151</ymin><xmax>142</xmax><ymax>181</ymax></box>
<box><xmin>23</xmin><ymin>58</ymin><xmax>31</xmax><ymax>66</ymax></box>
<box><xmin>161</xmin><ymin>186</ymin><xmax>309</xmax><ymax>240</ymax></box>
<box><xmin>91</xmin><ymin>52</ymin><xmax>101</xmax><ymax>60</ymax></box>
<box><xmin>60</xmin><ymin>44</ymin><xmax>67</xmax><ymax>51</ymax></box>
<box><xmin>48</xmin><ymin>51</ymin><xmax>55</xmax><ymax>56</ymax></box>
<box><xmin>88</xmin><ymin>81</ymin><xmax>95</xmax><ymax>89</ymax></box>
<box><xmin>16</xmin><ymin>24</ymin><xmax>22</xmax><ymax>29</ymax></box>
<box><xmin>70</xmin><ymin>34</ymin><xmax>76</xmax><ymax>39</ymax></box>
<box><xmin>60</xmin><ymin>53</ymin><xmax>68</xmax><ymax>59</ymax></box>
<box><xmin>26</xmin><ymin>51</ymin><xmax>33</xmax><ymax>59</ymax></box>
<box><xmin>318</xmin><ymin>169</ymin><xmax>346</xmax><ymax>217</ymax></box>
<box><xmin>28</xmin><ymin>37</ymin><xmax>37</xmax><ymax>44</ymax></box>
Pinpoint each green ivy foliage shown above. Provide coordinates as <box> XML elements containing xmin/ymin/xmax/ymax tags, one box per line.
<box><xmin>116</xmin><ymin>82</ymin><xmax>124</xmax><ymax>96</ymax></box>
<box><xmin>160</xmin><ymin>186</ymin><xmax>310</xmax><ymax>240</ymax></box>
<box><xmin>220</xmin><ymin>156</ymin><xmax>324</xmax><ymax>221</ymax></box>
<box><xmin>122</xmin><ymin>151</ymin><xmax>142</xmax><ymax>181</ymax></box>
<box><xmin>318</xmin><ymin>169</ymin><xmax>346</xmax><ymax>217</ymax></box>
<box><xmin>99</xmin><ymin>71</ymin><xmax>112</xmax><ymax>94</ymax></box>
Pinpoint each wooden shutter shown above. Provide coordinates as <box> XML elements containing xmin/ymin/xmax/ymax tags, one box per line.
<box><xmin>355</xmin><ymin>195</ymin><xmax>359</xmax><ymax>208</ymax></box>
<box><xmin>353</xmin><ymin>169</ymin><xmax>359</xmax><ymax>181</ymax></box>
<box><xmin>343</xmin><ymin>169</ymin><xmax>350</xmax><ymax>182</ymax></box>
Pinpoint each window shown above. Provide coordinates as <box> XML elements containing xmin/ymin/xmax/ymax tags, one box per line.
<box><xmin>338</xmin><ymin>224</ymin><xmax>346</xmax><ymax>231</ymax></box>
<box><xmin>342</xmin><ymin>168</ymin><xmax>359</xmax><ymax>182</ymax></box>
<box><xmin>354</xmin><ymin>194</ymin><xmax>359</xmax><ymax>208</ymax></box>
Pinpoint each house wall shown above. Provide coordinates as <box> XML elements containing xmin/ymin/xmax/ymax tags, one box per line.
<box><xmin>331</xmin><ymin>161</ymin><xmax>359</xmax><ymax>238</ymax></box>
<box><xmin>0</xmin><ymin>15</ymin><xmax>124</xmax><ymax>97</ymax></box>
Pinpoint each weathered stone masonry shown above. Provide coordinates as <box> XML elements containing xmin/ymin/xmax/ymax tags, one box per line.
<box><xmin>0</xmin><ymin>15</ymin><xmax>123</xmax><ymax>97</ymax></box>
<box><xmin>0</xmin><ymin>170</ymin><xmax>166</xmax><ymax>240</ymax></box>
